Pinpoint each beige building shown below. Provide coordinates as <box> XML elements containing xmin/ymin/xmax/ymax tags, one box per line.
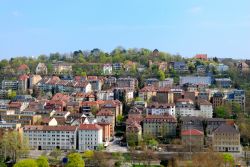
<box><xmin>212</xmin><ymin>124</ymin><xmax>240</xmax><ymax>152</ymax></box>
<box><xmin>53</xmin><ymin>62</ymin><xmax>72</xmax><ymax>74</ymax></box>
<box><xmin>143</xmin><ymin>115</ymin><xmax>177</xmax><ymax>138</ymax></box>
<box><xmin>96</xmin><ymin>109</ymin><xmax>115</xmax><ymax>137</ymax></box>
<box><xmin>36</xmin><ymin>63</ymin><xmax>47</xmax><ymax>75</ymax></box>
<box><xmin>181</xmin><ymin>129</ymin><xmax>204</xmax><ymax>151</ymax></box>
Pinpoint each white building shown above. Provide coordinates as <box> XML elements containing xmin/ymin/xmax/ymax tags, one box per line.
<box><xmin>146</xmin><ymin>103</ymin><xmax>176</xmax><ymax>116</ymax></box>
<box><xmin>96</xmin><ymin>90</ymin><xmax>114</xmax><ymax>100</ymax></box>
<box><xmin>179</xmin><ymin>76</ymin><xmax>212</xmax><ymax>86</ymax></box>
<box><xmin>78</xmin><ymin>124</ymin><xmax>103</xmax><ymax>151</ymax></box>
<box><xmin>216</xmin><ymin>64</ymin><xmax>229</xmax><ymax>73</ymax></box>
<box><xmin>198</xmin><ymin>99</ymin><xmax>213</xmax><ymax>118</ymax></box>
<box><xmin>103</xmin><ymin>64</ymin><xmax>112</xmax><ymax>75</ymax></box>
<box><xmin>175</xmin><ymin>99</ymin><xmax>195</xmax><ymax>117</ymax></box>
<box><xmin>36</xmin><ymin>63</ymin><xmax>48</xmax><ymax>75</ymax></box>
<box><xmin>23</xmin><ymin>125</ymin><xmax>78</xmax><ymax>150</ymax></box>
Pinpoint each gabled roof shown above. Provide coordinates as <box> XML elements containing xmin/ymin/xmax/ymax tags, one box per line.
<box><xmin>78</xmin><ymin>124</ymin><xmax>102</xmax><ymax>130</ymax></box>
<box><xmin>213</xmin><ymin>124</ymin><xmax>239</xmax><ymax>134</ymax></box>
<box><xmin>18</xmin><ymin>64</ymin><xmax>29</xmax><ymax>71</ymax></box>
<box><xmin>182</xmin><ymin>129</ymin><xmax>204</xmax><ymax>136</ymax></box>
<box><xmin>96</xmin><ymin>109</ymin><xmax>114</xmax><ymax>116</ymax></box>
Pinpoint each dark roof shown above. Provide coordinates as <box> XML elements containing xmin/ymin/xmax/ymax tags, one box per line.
<box><xmin>213</xmin><ymin>124</ymin><xmax>239</xmax><ymax>134</ymax></box>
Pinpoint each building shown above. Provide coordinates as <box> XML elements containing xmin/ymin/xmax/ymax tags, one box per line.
<box><xmin>17</xmin><ymin>64</ymin><xmax>30</xmax><ymax>75</ymax></box>
<box><xmin>96</xmin><ymin>109</ymin><xmax>115</xmax><ymax>137</ymax></box>
<box><xmin>194</xmin><ymin>54</ymin><xmax>208</xmax><ymax>61</ymax></box>
<box><xmin>144</xmin><ymin>78</ymin><xmax>159</xmax><ymax>87</ymax></box>
<box><xmin>113</xmin><ymin>63</ymin><xmax>123</xmax><ymax>71</ymax></box>
<box><xmin>78</xmin><ymin>124</ymin><xmax>103</xmax><ymax>151</ymax></box>
<box><xmin>156</xmin><ymin>88</ymin><xmax>174</xmax><ymax>103</ymax></box>
<box><xmin>179</xmin><ymin>76</ymin><xmax>212</xmax><ymax>86</ymax></box>
<box><xmin>2</xmin><ymin>80</ymin><xmax>18</xmax><ymax>90</ymax></box>
<box><xmin>23</xmin><ymin>125</ymin><xmax>77</xmax><ymax>150</ymax></box>
<box><xmin>216</xmin><ymin>64</ymin><xmax>229</xmax><ymax>73</ymax></box>
<box><xmin>96</xmin><ymin>90</ymin><xmax>114</xmax><ymax>101</ymax></box>
<box><xmin>158</xmin><ymin>78</ymin><xmax>174</xmax><ymax>88</ymax></box>
<box><xmin>181</xmin><ymin>129</ymin><xmax>204</xmax><ymax>150</ymax></box>
<box><xmin>237</xmin><ymin>62</ymin><xmax>249</xmax><ymax>74</ymax></box>
<box><xmin>215</xmin><ymin>78</ymin><xmax>232</xmax><ymax>88</ymax></box>
<box><xmin>126</xmin><ymin>122</ymin><xmax>142</xmax><ymax>144</ymax></box>
<box><xmin>212</xmin><ymin>124</ymin><xmax>240</xmax><ymax>152</ymax></box>
<box><xmin>175</xmin><ymin>98</ymin><xmax>195</xmax><ymax>117</ymax></box>
<box><xmin>103</xmin><ymin>64</ymin><xmax>112</xmax><ymax>75</ymax></box>
<box><xmin>171</xmin><ymin>62</ymin><xmax>189</xmax><ymax>73</ymax></box>
<box><xmin>139</xmin><ymin>86</ymin><xmax>157</xmax><ymax>101</ymax></box>
<box><xmin>146</xmin><ymin>102</ymin><xmax>175</xmax><ymax>116</ymax></box>
<box><xmin>143</xmin><ymin>115</ymin><xmax>177</xmax><ymax>138</ymax></box>
<box><xmin>52</xmin><ymin>62</ymin><xmax>72</xmax><ymax>74</ymax></box>
<box><xmin>226</xmin><ymin>90</ymin><xmax>245</xmax><ymax>112</ymax></box>
<box><xmin>18</xmin><ymin>74</ymin><xmax>29</xmax><ymax>92</ymax></box>
<box><xmin>211</xmin><ymin>92</ymin><xmax>225</xmax><ymax>109</ymax></box>
<box><xmin>36</xmin><ymin>63</ymin><xmax>48</xmax><ymax>75</ymax></box>
<box><xmin>117</xmin><ymin>77</ymin><xmax>137</xmax><ymax>89</ymax></box>
<box><xmin>198</xmin><ymin>99</ymin><xmax>213</xmax><ymax>118</ymax></box>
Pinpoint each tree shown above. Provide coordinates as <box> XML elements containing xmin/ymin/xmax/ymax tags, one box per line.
<box><xmin>96</xmin><ymin>144</ymin><xmax>105</xmax><ymax>151</ymax></box>
<box><xmin>214</xmin><ymin>105</ymin><xmax>231</xmax><ymax>118</ymax></box>
<box><xmin>192</xmin><ymin>151</ymin><xmax>224</xmax><ymax>167</ymax></box>
<box><xmin>36</xmin><ymin>156</ymin><xmax>49</xmax><ymax>167</ymax></box>
<box><xmin>14</xmin><ymin>159</ymin><xmax>38</xmax><ymax>167</ymax></box>
<box><xmin>0</xmin><ymin>131</ymin><xmax>30</xmax><ymax>162</ymax></box>
<box><xmin>82</xmin><ymin>150</ymin><xmax>94</xmax><ymax>159</ymax></box>
<box><xmin>8</xmin><ymin>90</ymin><xmax>17</xmax><ymax>99</ymax></box>
<box><xmin>157</xmin><ymin>70</ymin><xmax>165</xmax><ymax>81</ymax></box>
<box><xmin>0</xmin><ymin>162</ymin><xmax>7</xmax><ymax>167</ymax></box>
<box><xmin>148</xmin><ymin>139</ymin><xmax>158</xmax><ymax>149</ymax></box>
<box><xmin>49</xmin><ymin>148</ymin><xmax>61</xmax><ymax>161</ymax></box>
<box><xmin>117</xmin><ymin>114</ymin><xmax>124</xmax><ymax>124</ymax></box>
<box><xmin>80</xmin><ymin>71</ymin><xmax>87</xmax><ymax>77</ymax></box>
<box><xmin>65</xmin><ymin>153</ymin><xmax>85</xmax><ymax>167</ymax></box>
<box><xmin>223</xmin><ymin>153</ymin><xmax>234</xmax><ymax>167</ymax></box>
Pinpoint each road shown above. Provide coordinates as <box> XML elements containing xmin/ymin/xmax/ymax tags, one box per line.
<box><xmin>106</xmin><ymin>137</ymin><xmax>128</xmax><ymax>153</ymax></box>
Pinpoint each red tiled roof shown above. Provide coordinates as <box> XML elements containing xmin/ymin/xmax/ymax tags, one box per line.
<box><xmin>140</xmin><ymin>85</ymin><xmax>156</xmax><ymax>92</ymax></box>
<box><xmin>24</xmin><ymin>125</ymin><xmax>77</xmax><ymax>131</ymax></box>
<box><xmin>195</xmin><ymin>54</ymin><xmax>208</xmax><ymax>60</ymax></box>
<box><xmin>18</xmin><ymin>74</ymin><xmax>29</xmax><ymax>81</ymax></box>
<box><xmin>181</xmin><ymin>129</ymin><xmax>204</xmax><ymax>136</ymax></box>
<box><xmin>96</xmin><ymin>109</ymin><xmax>114</xmax><ymax>116</ymax></box>
<box><xmin>144</xmin><ymin>115</ymin><xmax>176</xmax><ymax>123</ymax></box>
<box><xmin>18</xmin><ymin>64</ymin><xmax>29</xmax><ymax>71</ymax></box>
<box><xmin>176</xmin><ymin>98</ymin><xmax>193</xmax><ymax>103</ymax></box>
<box><xmin>78</xmin><ymin>124</ymin><xmax>102</xmax><ymax>130</ymax></box>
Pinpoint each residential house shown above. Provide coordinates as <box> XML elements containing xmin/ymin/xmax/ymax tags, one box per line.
<box><xmin>23</xmin><ymin>125</ymin><xmax>77</xmax><ymax>150</ymax></box>
<box><xmin>139</xmin><ymin>85</ymin><xmax>157</xmax><ymax>101</ymax></box>
<box><xmin>143</xmin><ymin>115</ymin><xmax>177</xmax><ymax>138</ymax></box>
<box><xmin>96</xmin><ymin>108</ymin><xmax>115</xmax><ymax>138</ymax></box>
<box><xmin>226</xmin><ymin>89</ymin><xmax>245</xmax><ymax>112</ymax></box>
<box><xmin>36</xmin><ymin>63</ymin><xmax>48</xmax><ymax>75</ymax></box>
<box><xmin>179</xmin><ymin>76</ymin><xmax>212</xmax><ymax>86</ymax></box>
<box><xmin>145</xmin><ymin>78</ymin><xmax>159</xmax><ymax>87</ymax></box>
<box><xmin>17</xmin><ymin>64</ymin><xmax>30</xmax><ymax>75</ymax></box>
<box><xmin>211</xmin><ymin>92</ymin><xmax>225</xmax><ymax>109</ymax></box>
<box><xmin>52</xmin><ymin>62</ymin><xmax>72</xmax><ymax>74</ymax></box>
<box><xmin>155</xmin><ymin>88</ymin><xmax>174</xmax><ymax>103</ymax></box>
<box><xmin>78</xmin><ymin>124</ymin><xmax>103</xmax><ymax>151</ymax></box>
<box><xmin>126</xmin><ymin>122</ymin><xmax>142</xmax><ymax>144</ymax></box>
<box><xmin>216</xmin><ymin>64</ymin><xmax>229</xmax><ymax>73</ymax></box>
<box><xmin>113</xmin><ymin>63</ymin><xmax>123</xmax><ymax>71</ymax></box>
<box><xmin>194</xmin><ymin>54</ymin><xmax>208</xmax><ymax>61</ymax></box>
<box><xmin>170</xmin><ymin>62</ymin><xmax>189</xmax><ymax>73</ymax></box>
<box><xmin>146</xmin><ymin>102</ymin><xmax>176</xmax><ymax>116</ymax></box>
<box><xmin>117</xmin><ymin>77</ymin><xmax>138</xmax><ymax>89</ymax></box>
<box><xmin>2</xmin><ymin>80</ymin><xmax>18</xmax><ymax>90</ymax></box>
<box><xmin>96</xmin><ymin>90</ymin><xmax>114</xmax><ymax>101</ymax></box>
<box><xmin>103</xmin><ymin>64</ymin><xmax>112</xmax><ymax>75</ymax></box>
<box><xmin>18</xmin><ymin>74</ymin><xmax>29</xmax><ymax>92</ymax></box>
<box><xmin>158</xmin><ymin>78</ymin><xmax>174</xmax><ymax>88</ymax></box>
<box><xmin>181</xmin><ymin>129</ymin><xmax>204</xmax><ymax>151</ymax></box>
<box><xmin>215</xmin><ymin>78</ymin><xmax>232</xmax><ymax>88</ymax></box>
<box><xmin>212</xmin><ymin>124</ymin><xmax>240</xmax><ymax>152</ymax></box>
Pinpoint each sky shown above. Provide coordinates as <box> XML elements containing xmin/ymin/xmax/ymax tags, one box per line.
<box><xmin>0</xmin><ymin>0</ymin><xmax>250</xmax><ymax>59</ymax></box>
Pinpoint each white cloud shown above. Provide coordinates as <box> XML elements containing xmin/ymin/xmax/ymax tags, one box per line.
<box><xmin>188</xmin><ymin>6</ymin><xmax>203</xmax><ymax>14</ymax></box>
